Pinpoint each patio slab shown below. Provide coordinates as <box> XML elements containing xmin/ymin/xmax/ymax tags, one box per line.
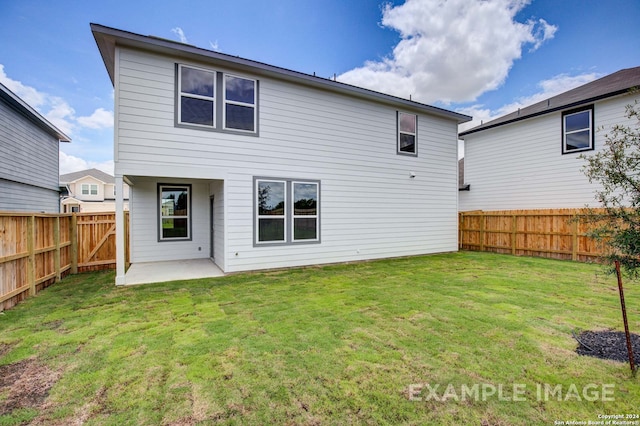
<box><xmin>124</xmin><ymin>258</ymin><xmax>224</xmax><ymax>285</ymax></box>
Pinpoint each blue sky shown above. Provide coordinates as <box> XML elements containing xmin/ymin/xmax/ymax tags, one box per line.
<box><xmin>0</xmin><ymin>0</ymin><xmax>638</xmax><ymax>173</ymax></box>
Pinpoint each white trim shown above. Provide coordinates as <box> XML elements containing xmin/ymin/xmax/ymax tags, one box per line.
<box><xmin>115</xmin><ymin>175</ymin><xmax>126</xmax><ymax>285</ymax></box>
<box><xmin>177</xmin><ymin>64</ymin><xmax>216</xmax><ymax>128</ymax></box>
<box><xmin>223</xmin><ymin>73</ymin><xmax>257</xmax><ymax>133</ymax></box>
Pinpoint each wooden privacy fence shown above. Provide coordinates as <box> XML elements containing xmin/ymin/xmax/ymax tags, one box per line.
<box><xmin>459</xmin><ymin>209</ymin><xmax>604</xmax><ymax>262</ymax></box>
<box><xmin>0</xmin><ymin>211</ymin><xmax>129</xmax><ymax>311</ymax></box>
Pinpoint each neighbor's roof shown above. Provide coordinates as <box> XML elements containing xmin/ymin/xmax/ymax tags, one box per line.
<box><xmin>459</xmin><ymin>66</ymin><xmax>640</xmax><ymax>137</ymax></box>
<box><xmin>60</xmin><ymin>168</ymin><xmax>114</xmax><ymax>184</ymax></box>
<box><xmin>90</xmin><ymin>23</ymin><xmax>471</xmax><ymax>124</ymax></box>
<box><xmin>0</xmin><ymin>82</ymin><xmax>71</xmax><ymax>143</ymax></box>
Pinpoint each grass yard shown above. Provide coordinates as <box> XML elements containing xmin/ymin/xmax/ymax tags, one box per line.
<box><xmin>0</xmin><ymin>252</ymin><xmax>639</xmax><ymax>425</ymax></box>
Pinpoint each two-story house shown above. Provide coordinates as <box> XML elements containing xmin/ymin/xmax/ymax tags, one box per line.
<box><xmin>91</xmin><ymin>24</ymin><xmax>471</xmax><ymax>284</ymax></box>
<box><xmin>0</xmin><ymin>82</ymin><xmax>70</xmax><ymax>212</ymax></box>
<box><xmin>60</xmin><ymin>168</ymin><xmax>130</xmax><ymax>213</ymax></box>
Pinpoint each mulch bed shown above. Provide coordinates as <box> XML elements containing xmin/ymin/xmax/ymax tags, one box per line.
<box><xmin>574</xmin><ymin>330</ymin><xmax>640</xmax><ymax>363</ymax></box>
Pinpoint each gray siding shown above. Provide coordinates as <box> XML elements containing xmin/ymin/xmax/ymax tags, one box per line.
<box><xmin>459</xmin><ymin>93</ymin><xmax>639</xmax><ymax>211</ymax></box>
<box><xmin>0</xmin><ymin>97</ymin><xmax>60</xmax><ymax>212</ymax></box>
<box><xmin>0</xmin><ymin>178</ymin><xmax>60</xmax><ymax>212</ymax></box>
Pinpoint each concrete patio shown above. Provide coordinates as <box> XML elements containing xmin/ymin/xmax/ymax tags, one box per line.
<box><xmin>123</xmin><ymin>258</ymin><xmax>224</xmax><ymax>285</ymax></box>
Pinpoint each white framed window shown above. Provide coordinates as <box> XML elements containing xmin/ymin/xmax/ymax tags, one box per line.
<box><xmin>224</xmin><ymin>74</ymin><xmax>256</xmax><ymax>132</ymax></box>
<box><xmin>398</xmin><ymin>112</ymin><xmax>417</xmax><ymax>155</ymax></box>
<box><xmin>254</xmin><ymin>178</ymin><xmax>320</xmax><ymax>245</ymax></box>
<box><xmin>158</xmin><ymin>184</ymin><xmax>191</xmax><ymax>241</ymax></box>
<box><xmin>176</xmin><ymin>64</ymin><xmax>259</xmax><ymax>135</ymax></box>
<box><xmin>562</xmin><ymin>106</ymin><xmax>594</xmax><ymax>154</ymax></box>
<box><xmin>81</xmin><ymin>184</ymin><xmax>98</xmax><ymax>195</ymax></box>
<box><xmin>292</xmin><ymin>181</ymin><xmax>319</xmax><ymax>242</ymax></box>
<box><xmin>178</xmin><ymin>64</ymin><xmax>216</xmax><ymax>128</ymax></box>
<box><xmin>256</xmin><ymin>179</ymin><xmax>286</xmax><ymax>244</ymax></box>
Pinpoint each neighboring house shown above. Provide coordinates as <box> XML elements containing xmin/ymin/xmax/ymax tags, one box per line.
<box><xmin>459</xmin><ymin>67</ymin><xmax>640</xmax><ymax>211</ymax></box>
<box><xmin>0</xmin><ymin>82</ymin><xmax>70</xmax><ymax>212</ymax></box>
<box><xmin>91</xmin><ymin>23</ymin><xmax>471</xmax><ymax>284</ymax></box>
<box><xmin>60</xmin><ymin>168</ymin><xmax>130</xmax><ymax>213</ymax></box>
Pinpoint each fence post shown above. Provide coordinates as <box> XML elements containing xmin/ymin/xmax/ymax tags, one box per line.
<box><xmin>54</xmin><ymin>216</ymin><xmax>61</xmax><ymax>281</ymax></box>
<box><xmin>479</xmin><ymin>212</ymin><xmax>485</xmax><ymax>252</ymax></box>
<box><xmin>511</xmin><ymin>214</ymin><xmax>517</xmax><ymax>255</ymax></box>
<box><xmin>27</xmin><ymin>215</ymin><xmax>36</xmax><ymax>296</ymax></box>
<box><xmin>71</xmin><ymin>214</ymin><xmax>78</xmax><ymax>274</ymax></box>
<box><xmin>125</xmin><ymin>211</ymin><xmax>130</xmax><ymax>269</ymax></box>
<box><xmin>572</xmin><ymin>215</ymin><xmax>578</xmax><ymax>261</ymax></box>
<box><xmin>458</xmin><ymin>212</ymin><xmax>463</xmax><ymax>250</ymax></box>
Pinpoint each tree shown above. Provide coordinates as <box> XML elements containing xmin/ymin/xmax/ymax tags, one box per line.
<box><xmin>580</xmin><ymin>95</ymin><xmax>640</xmax><ymax>276</ymax></box>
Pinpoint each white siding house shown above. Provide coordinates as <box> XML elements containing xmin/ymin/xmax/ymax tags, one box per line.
<box><xmin>91</xmin><ymin>24</ymin><xmax>471</xmax><ymax>284</ymax></box>
<box><xmin>0</xmin><ymin>82</ymin><xmax>70</xmax><ymax>213</ymax></box>
<box><xmin>60</xmin><ymin>168</ymin><xmax>130</xmax><ymax>213</ymax></box>
<box><xmin>459</xmin><ymin>67</ymin><xmax>640</xmax><ymax>211</ymax></box>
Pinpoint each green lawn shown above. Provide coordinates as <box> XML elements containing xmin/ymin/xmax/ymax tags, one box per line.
<box><xmin>0</xmin><ymin>252</ymin><xmax>639</xmax><ymax>425</ymax></box>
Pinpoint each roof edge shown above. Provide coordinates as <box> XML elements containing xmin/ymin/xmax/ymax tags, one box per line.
<box><xmin>91</xmin><ymin>23</ymin><xmax>471</xmax><ymax>124</ymax></box>
<box><xmin>459</xmin><ymin>81</ymin><xmax>639</xmax><ymax>137</ymax></box>
<box><xmin>0</xmin><ymin>82</ymin><xmax>71</xmax><ymax>142</ymax></box>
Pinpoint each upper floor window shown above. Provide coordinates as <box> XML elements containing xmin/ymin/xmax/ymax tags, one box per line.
<box><xmin>562</xmin><ymin>106</ymin><xmax>593</xmax><ymax>154</ymax></box>
<box><xmin>398</xmin><ymin>112</ymin><xmax>417</xmax><ymax>155</ymax></box>
<box><xmin>224</xmin><ymin>75</ymin><xmax>256</xmax><ymax>132</ymax></box>
<box><xmin>81</xmin><ymin>184</ymin><xmax>98</xmax><ymax>195</ymax></box>
<box><xmin>178</xmin><ymin>65</ymin><xmax>216</xmax><ymax>128</ymax></box>
<box><xmin>177</xmin><ymin>64</ymin><xmax>258</xmax><ymax>135</ymax></box>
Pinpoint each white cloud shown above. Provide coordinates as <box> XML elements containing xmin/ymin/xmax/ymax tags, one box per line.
<box><xmin>0</xmin><ymin>64</ymin><xmax>45</xmax><ymax>107</ymax></box>
<box><xmin>44</xmin><ymin>97</ymin><xmax>76</xmax><ymax>135</ymax></box>
<box><xmin>77</xmin><ymin>108</ymin><xmax>113</xmax><ymax>129</ymax></box>
<box><xmin>59</xmin><ymin>151</ymin><xmax>114</xmax><ymax>175</ymax></box>
<box><xmin>209</xmin><ymin>40</ymin><xmax>219</xmax><ymax>51</ymax></box>
<box><xmin>1</xmin><ymin>64</ymin><xmax>76</xmax><ymax>133</ymax></box>
<box><xmin>0</xmin><ymin>64</ymin><xmax>114</xmax><ymax>137</ymax></box>
<box><xmin>171</xmin><ymin>27</ymin><xmax>188</xmax><ymax>43</ymax></box>
<box><xmin>457</xmin><ymin>72</ymin><xmax>600</xmax><ymax>132</ymax></box>
<box><xmin>339</xmin><ymin>0</ymin><xmax>558</xmax><ymax>104</ymax></box>
<box><xmin>529</xmin><ymin>18</ymin><xmax>557</xmax><ymax>52</ymax></box>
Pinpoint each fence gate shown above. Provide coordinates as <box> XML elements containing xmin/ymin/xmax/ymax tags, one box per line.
<box><xmin>75</xmin><ymin>213</ymin><xmax>117</xmax><ymax>271</ymax></box>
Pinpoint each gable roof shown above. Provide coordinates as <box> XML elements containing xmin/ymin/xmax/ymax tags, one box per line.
<box><xmin>90</xmin><ymin>23</ymin><xmax>471</xmax><ymax>124</ymax></box>
<box><xmin>459</xmin><ymin>66</ymin><xmax>640</xmax><ymax>137</ymax></box>
<box><xmin>60</xmin><ymin>168</ymin><xmax>114</xmax><ymax>184</ymax></box>
<box><xmin>0</xmin><ymin>82</ymin><xmax>71</xmax><ymax>143</ymax></box>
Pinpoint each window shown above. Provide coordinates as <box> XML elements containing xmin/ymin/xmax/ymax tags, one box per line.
<box><xmin>256</xmin><ymin>180</ymin><xmax>286</xmax><ymax>243</ymax></box>
<box><xmin>158</xmin><ymin>184</ymin><xmax>191</xmax><ymax>241</ymax></box>
<box><xmin>398</xmin><ymin>112</ymin><xmax>417</xmax><ymax>155</ymax></box>
<box><xmin>177</xmin><ymin>64</ymin><xmax>259</xmax><ymax>134</ymax></box>
<box><xmin>81</xmin><ymin>184</ymin><xmax>98</xmax><ymax>195</ymax></box>
<box><xmin>292</xmin><ymin>182</ymin><xmax>318</xmax><ymax>241</ymax></box>
<box><xmin>255</xmin><ymin>178</ymin><xmax>320</xmax><ymax>245</ymax></box>
<box><xmin>178</xmin><ymin>65</ymin><xmax>215</xmax><ymax>128</ymax></box>
<box><xmin>562</xmin><ymin>106</ymin><xmax>593</xmax><ymax>154</ymax></box>
<box><xmin>224</xmin><ymin>74</ymin><xmax>256</xmax><ymax>132</ymax></box>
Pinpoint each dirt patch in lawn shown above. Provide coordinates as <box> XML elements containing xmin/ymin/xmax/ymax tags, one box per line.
<box><xmin>574</xmin><ymin>330</ymin><xmax>640</xmax><ymax>363</ymax></box>
<box><xmin>0</xmin><ymin>357</ymin><xmax>61</xmax><ymax>415</ymax></box>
